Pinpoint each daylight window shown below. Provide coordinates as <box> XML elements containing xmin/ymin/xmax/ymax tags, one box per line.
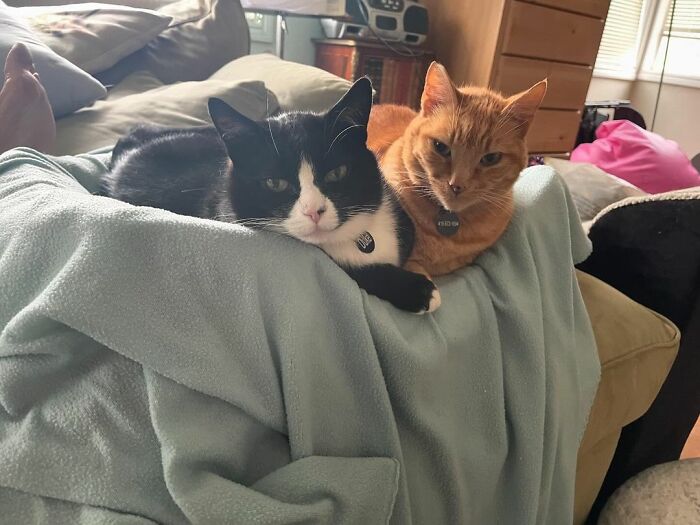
<box><xmin>595</xmin><ymin>0</ymin><xmax>647</xmax><ymax>78</ymax></box>
<box><xmin>642</xmin><ymin>0</ymin><xmax>700</xmax><ymax>82</ymax></box>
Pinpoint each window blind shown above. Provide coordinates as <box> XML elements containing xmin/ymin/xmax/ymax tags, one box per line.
<box><xmin>664</xmin><ymin>0</ymin><xmax>700</xmax><ymax>39</ymax></box>
<box><xmin>595</xmin><ymin>0</ymin><xmax>646</xmax><ymax>74</ymax></box>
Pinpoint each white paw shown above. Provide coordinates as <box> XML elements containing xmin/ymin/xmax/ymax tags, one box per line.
<box><xmin>414</xmin><ymin>287</ymin><xmax>441</xmax><ymax>315</ymax></box>
<box><xmin>427</xmin><ymin>287</ymin><xmax>441</xmax><ymax>313</ymax></box>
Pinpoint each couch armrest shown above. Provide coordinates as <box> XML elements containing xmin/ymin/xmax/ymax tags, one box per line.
<box><xmin>574</xmin><ymin>271</ymin><xmax>679</xmax><ymax>525</ymax></box>
<box><xmin>577</xmin><ymin>190</ymin><xmax>700</xmax><ymax>523</ymax></box>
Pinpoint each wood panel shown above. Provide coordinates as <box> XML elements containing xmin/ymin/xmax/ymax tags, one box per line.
<box><xmin>501</xmin><ymin>1</ymin><xmax>605</xmax><ymax>65</ymax></box>
<box><xmin>314</xmin><ymin>45</ymin><xmax>355</xmax><ymax>81</ymax></box>
<box><xmin>492</xmin><ymin>56</ymin><xmax>593</xmax><ymax>110</ymax></box>
<box><xmin>422</xmin><ymin>0</ymin><xmax>506</xmax><ymax>86</ymax></box>
<box><xmin>526</xmin><ymin>109</ymin><xmax>581</xmax><ymax>153</ymax></box>
<box><xmin>523</xmin><ymin>0</ymin><xmax>610</xmax><ymax>18</ymax></box>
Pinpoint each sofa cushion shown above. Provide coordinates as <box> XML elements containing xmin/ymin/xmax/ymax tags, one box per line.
<box><xmin>0</xmin><ymin>0</ymin><xmax>106</xmax><ymax>117</ymax></box>
<box><xmin>97</xmin><ymin>0</ymin><xmax>250</xmax><ymax>86</ymax></box>
<box><xmin>573</xmin><ymin>270</ymin><xmax>679</xmax><ymax>523</ymax></box>
<box><xmin>18</xmin><ymin>3</ymin><xmax>172</xmax><ymax>75</ymax></box>
<box><xmin>211</xmin><ymin>53</ymin><xmax>352</xmax><ymax>113</ymax></box>
<box><xmin>53</xmin><ymin>75</ymin><xmax>277</xmax><ymax>155</ymax></box>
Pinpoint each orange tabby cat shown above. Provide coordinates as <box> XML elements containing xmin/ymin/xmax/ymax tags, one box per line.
<box><xmin>368</xmin><ymin>62</ymin><xmax>547</xmax><ymax>294</ymax></box>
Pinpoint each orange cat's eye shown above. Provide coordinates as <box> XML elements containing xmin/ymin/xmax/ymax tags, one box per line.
<box><xmin>480</xmin><ymin>152</ymin><xmax>502</xmax><ymax>167</ymax></box>
<box><xmin>433</xmin><ymin>140</ymin><xmax>451</xmax><ymax>158</ymax></box>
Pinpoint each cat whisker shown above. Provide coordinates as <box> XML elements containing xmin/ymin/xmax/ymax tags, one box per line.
<box><xmin>180</xmin><ymin>187</ymin><xmax>207</xmax><ymax>193</ymax></box>
<box><xmin>476</xmin><ymin>193</ymin><xmax>512</xmax><ymax>213</ymax></box>
<box><xmin>328</xmin><ymin>106</ymin><xmax>349</xmax><ymax>137</ymax></box>
<box><xmin>266</xmin><ymin>93</ymin><xmax>280</xmax><ymax>157</ymax></box>
<box><xmin>492</xmin><ymin>105</ymin><xmax>515</xmax><ymax>136</ymax></box>
<box><xmin>325</xmin><ymin>124</ymin><xmax>365</xmax><ymax>157</ymax></box>
<box><xmin>499</xmin><ymin>119</ymin><xmax>527</xmax><ymax>139</ymax></box>
<box><xmin>451</xmin><ymin>90</ymin><xmax>465</xmax><ymax>138</ymax></box>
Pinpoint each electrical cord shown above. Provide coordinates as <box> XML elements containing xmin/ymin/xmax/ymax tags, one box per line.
<box><xmin>651</xmin><ymin>0</ymin><xmax>676</xmax><ymax>131</ymax></box>
<box><xmin>355</xmin><ymin>0</ymin><xmax>427</xmax><ymax>58</ymax></box>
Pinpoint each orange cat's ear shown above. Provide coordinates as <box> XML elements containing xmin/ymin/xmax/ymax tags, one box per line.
<box><xmin>503</xmin><ymin>79</ymin><xmax>548</xmax><ymax>136</ymax></box>
<box><xmin>420</xmin><ymin>62</ymin><xmax>456</xmax><ymax>115</ymax></box>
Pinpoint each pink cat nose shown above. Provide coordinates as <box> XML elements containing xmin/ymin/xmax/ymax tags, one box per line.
<box><xmin>304</xmin><ymin>206</ymin><xmax>326</xmax><ymax>224</ymax></box>
<box><xmin>449</xmin><ymin>182</ymin><xmax>464</xmax><ymax>195</ymax></box>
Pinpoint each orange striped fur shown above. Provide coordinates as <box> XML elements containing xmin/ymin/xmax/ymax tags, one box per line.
<box><xmin>367</xmin><ymin>62</ymin><xmax>547</xmax><ymax>279</ymax></box>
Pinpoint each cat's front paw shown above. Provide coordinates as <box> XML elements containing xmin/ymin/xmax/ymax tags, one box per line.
<box><xmin>426</xmin><ymin>287</ymin><xmax>441</xmax><ymax>313</ymax></box>
<box><xmin>407</xmin><ymin>273</ymin><xmax>441</xmax><ymax>315</ymax></box>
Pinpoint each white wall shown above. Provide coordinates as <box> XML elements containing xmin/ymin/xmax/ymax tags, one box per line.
<box><xmin>587</xmin><ymin>77</ymin><xmax>700</xmax><ymax>157</ymax></box>
<box><xmin>587</xmin><ymin>77</ymin><xmax>633</xmax><ymax>102</ymax></box>
<box><xmin>630</xmin><ymin>81</ymin><xmax>700</xmax><ymax>157</ymax></box>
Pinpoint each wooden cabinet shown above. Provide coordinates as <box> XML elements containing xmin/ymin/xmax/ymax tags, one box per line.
<box><xmin>422</xmin><ymin>0</ymin><xmax>611</xmax><ymax>154</ymax></box>
<box><xmin>314</xmin><ymin>39</ymin><xmax>434</xmax><ymax>109</ymax></box>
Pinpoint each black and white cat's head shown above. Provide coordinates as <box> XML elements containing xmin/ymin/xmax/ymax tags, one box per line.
<box><xmin>207</xmin><ymin>78</ymin><xmax>383</xmax><ymax>246</ymax></box>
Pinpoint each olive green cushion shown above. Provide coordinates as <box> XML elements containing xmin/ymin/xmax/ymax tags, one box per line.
<box><xmin>574</xmin><ymin>271</ymin><xmax>680</xmax><ymax>525</ymax></box>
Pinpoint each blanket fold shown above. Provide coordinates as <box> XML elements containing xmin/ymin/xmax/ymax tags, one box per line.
<box><xmin>0</xmin><ymin>148</ymin><xmax>599</xmax><ymax>524</ymax></box>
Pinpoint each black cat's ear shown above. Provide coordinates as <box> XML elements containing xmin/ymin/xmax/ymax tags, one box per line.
<box><xmin>325</xmin><ymin>77</ymin><xmax>373</xmax><ymax>146</ymax></box>
<box><xmin>208</xmin><ymin>98</ymin><xmax>258</xmax><ymax>139</ymax></box>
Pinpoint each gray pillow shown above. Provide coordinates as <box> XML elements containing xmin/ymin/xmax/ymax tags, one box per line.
<box><xmin>18</xmin><ymin>3</ymin><xmax>172</xmax><ymax>75</ymax></box>
<box><xmin>0</xmin><ymin>1</ymin><xmax>106</xmax><ymax>117</ymax></box>
<box><xmin>545</xmin><ymin>157</ymin><xmax>647</xmax><ymax>222</ymax></box>
<box><xmin>97</xmin><ymin>0</ymin><xmax>250</xmax><ymax>87</ymax></box>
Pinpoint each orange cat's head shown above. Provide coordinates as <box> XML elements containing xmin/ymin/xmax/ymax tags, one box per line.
<box><xmin>404</xmin><ymin>62</ymin><xmax>547</xmax><ymax>213</ymax></box>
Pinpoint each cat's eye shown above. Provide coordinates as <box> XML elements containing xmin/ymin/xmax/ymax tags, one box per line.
<box><xmin>433</xmin><ymin>140</ymin><xmax>451</xmax><ymax>158</ymax></box>
<box><xmin>480</xmin><ymin>152</ymin><xmax>502</xmax><ymax>167</ymax></box>
<box><xmin>264</xmin><ymin>178</ymin><xmax>289</xmax><ymax>192</ymax></box>
<box><xmin>324</xmin><ymin>165</ymin><xmax>348</xmax><ymax>183</ymax></box>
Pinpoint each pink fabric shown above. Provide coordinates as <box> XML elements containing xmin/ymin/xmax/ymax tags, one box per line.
<box><xmin>571</xmin><ymin>120</ymin><xmax>700</xmax><ymax>194</ymax></box>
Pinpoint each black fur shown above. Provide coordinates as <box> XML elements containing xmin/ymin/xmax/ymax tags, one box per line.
<box><xmin>103</xmin><ymin>79</ymin><xmax>436</xmax><ymax>313</ymax></box>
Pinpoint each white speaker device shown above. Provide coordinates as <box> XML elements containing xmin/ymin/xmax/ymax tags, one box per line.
<box><xmin>322</xmin><ymin>0</ymin><xmax>429</xmax><ymax>45</ymax></box>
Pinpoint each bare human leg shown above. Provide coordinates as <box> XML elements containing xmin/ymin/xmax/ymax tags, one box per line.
<box><xmin>0</xmin><ymin>43</ymin><xmax>56</xmax><ymax>154</ymax></box>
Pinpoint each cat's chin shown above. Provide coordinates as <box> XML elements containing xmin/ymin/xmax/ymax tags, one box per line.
<box><xmin>291</xmin><ymin>228</ymin><xmax>339</xmax><ymax>246</ymax></box>
<box><xmin>434</xmin><ymin>193</ymin><xmax>482</xmax><ymax>214</ymax></box>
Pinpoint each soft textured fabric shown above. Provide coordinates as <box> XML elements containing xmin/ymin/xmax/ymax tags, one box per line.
<box><xmin>574</xmin><ymin>271</ymin><xmax>679</xmax><ymax>524</ymax></box>
<box><xmin>598</xmin><ymin>459</ymin><xmax>700</xmax><ymax>524</ymax></box>
<box><xmin>53</xmin><ymin>77</ymin><xmax>277</xmax><ymax>155</ymax></box>
<box><xmin>578</xmin><ymin>190</ymin><xmax>700</xmax><ymax>523</ymax></box>
<box><xmin>19</xmin><ymin>3</ymin><xmax>172</xmax><ymax>74</ymax></box>
<box><xmin>0</xmin><ymin>150</ymin><xmax>600</xmax><ymax>525</ymax></box>
<box><xmin>0</xmin><ymin>0</ymin><xmax>106</xmax><ymax>117</ymax></box>
<box><xmin>211</xmin><ymin>53</ymin><xmax>353</xmax><ymax>112</ymax></box>
<box><xmin>96</xmin><ymin>0</ymin><xmax>250</xmax><ymax>87</ymax></box>
<box><xmin>571</xmin><ymin>120</ymin><xmax>700</xmax><ymax>194</ymax></box>
<box><xmin>6</xmin><ymin>0</ymin><xmax>173</xmax><ymax>7</ymax></box>
<box><xmin>545</xmin><ymin>157</ymin><xmax>646</xmax><ymax>221</ymax></box>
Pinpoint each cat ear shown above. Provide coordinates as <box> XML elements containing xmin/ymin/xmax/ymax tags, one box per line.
<box><xmin>503</xmin><ymin>79</ymin><xmax>548</xmax><ymax>137</ymax></box>
<box><xmin>208</xmin><ymin>97</ymin><xmax>264</xmax><ymax>163</ymax></box>
<box><xmin>325</xmin><ymin>77</ymin><xmax>373</xmax><ymax>145</ymax></box>
<box><xmin>208</xmin><ymin>97</ymin><xmax>258</xmax><ymax>139</ymax></box>
<box><xmin>421</xmin><ymin>62</ymin><xmax>456</xmax><ymax>115</ymax></box>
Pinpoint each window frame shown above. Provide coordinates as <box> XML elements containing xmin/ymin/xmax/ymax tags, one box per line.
<box><xmin>593</xmin><ymin>0</ymin><xmax>658</xmax><ymax>81</ymax></box>
<box><xmin>638</xmin><ymin>0</ymin><xmax>700</xmax><ymax>87</ymax></box>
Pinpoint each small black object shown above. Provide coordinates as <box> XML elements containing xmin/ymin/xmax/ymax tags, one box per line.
<box><xmin>356</xmin><ymin>231</ymin><xmax>375</xmax><ymax>253</ymax></box>
<box><xmin>436</xmin><ymin>209</ymin><xmax>460</xmax><ymax>236</ymax></box>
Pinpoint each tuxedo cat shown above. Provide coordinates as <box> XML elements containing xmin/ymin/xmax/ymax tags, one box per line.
<box><xmin>104</xmin><ymin>78</ymin><xmax>440</xmax><ymax>313</ymax></box>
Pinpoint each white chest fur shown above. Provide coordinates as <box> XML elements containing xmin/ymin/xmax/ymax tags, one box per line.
<box><xmin>320</xmin><ymin>197</ymin><xmax>401</xmax><ymax>267</ymax></box>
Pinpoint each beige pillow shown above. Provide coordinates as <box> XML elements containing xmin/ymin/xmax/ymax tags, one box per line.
<box><xmin>53</xmin><ymin>75</ymin><xmax>278</xmax><ymax>155</ymax></box>
<box><xmin>19</xmin><ymin>3</ymin><xmax>172</xmax><ymax>74</ymax></box>
<box><xmin>211</xmin><ymin>53</ymin><xmax>352</xmax><ymax>113</ymax></box>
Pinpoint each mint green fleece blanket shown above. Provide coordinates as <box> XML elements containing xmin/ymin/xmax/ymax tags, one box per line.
<box><xmin>0</xmin><ymin>148</ymin><xmax>600</xmax><ymax>524</ymax></box>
